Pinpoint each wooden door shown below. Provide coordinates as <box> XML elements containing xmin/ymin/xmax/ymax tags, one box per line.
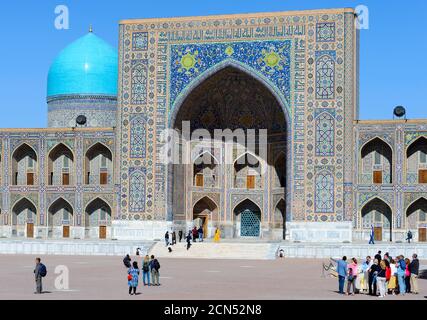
<box><xmin>373</xmin><ymin>171</ymin><xmax>382</xmax><ymax>184</ymax></box>
<box><xmin>62</xmin><ymin>173</ymin><xmax>70</xmax><ymax>185</ymax></box>
<box><xmin>99</xmin><ymin>226</ymin><xmax>107</xmax><ymax>239</ymax></box>
<box><xmin>27</xmin><ymin>173</ymin><xmax>34</xmax><ymax>185</ymax></box>
<box><xmin>195</xmin><ymin>174</ymin><xmax>204</xmax><ymax>187</ymax></box>
<box><xmin>419</xmin><ymin>228</ymin><xmax>427</xmax><ymax>242</ymax></box>
<box><xmin>100</xmin><ymin>172</ymin><xmax>108</xmax><ymax>185</ymax></box>
<box><xmin>374</xmin><ymin>227</ymin><xmax>382</xmax><ymax>241</ymax></box>
<box><xmin>419</xmin><ymin>170</ymin><xmax>427</xmax><ymax>183</ymax></box>
<box><xmin>27</xmin><ymin>223</ymin><xmax>34</xmax><ymax>238</ymax></box>
<box><xmin>247</xmin><ymin>175</ymin><xmax>255</xmax><ymax>189</ymax></box>
<box><xmin>63</xmin><ymin>226</ymin><xmax>70</xmax><ymax>238</ymax></box>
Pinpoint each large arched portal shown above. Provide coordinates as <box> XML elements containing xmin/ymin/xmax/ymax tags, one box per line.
<box><xmin>169</xmin><ymin>65</ymin><xmax>289</xmax><ymax>239</ymax></box>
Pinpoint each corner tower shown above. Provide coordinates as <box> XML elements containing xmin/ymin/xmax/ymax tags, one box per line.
<box><xmin>47</xmin><ymin>29</ymin><xmax>118</xmax><ymax>128</ymax></box>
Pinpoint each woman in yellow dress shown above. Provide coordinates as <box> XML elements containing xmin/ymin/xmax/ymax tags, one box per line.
<box><xmin>213</xmin><ymin>228</ymin><xmax>221</xmax><ymax>243</ymax></box>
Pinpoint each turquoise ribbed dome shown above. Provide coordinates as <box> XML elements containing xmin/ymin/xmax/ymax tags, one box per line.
<box><xmin>47</xmin><ymin>32</ymin><xmax>118</xmax><ymax>98</ymax></box>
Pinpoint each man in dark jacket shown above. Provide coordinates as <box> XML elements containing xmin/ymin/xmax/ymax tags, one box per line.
<box><xmin>409</xmin><ymin>253</ymin><xmax>419</xmax><ymax>294</ymax></box>
<box><xmin>34</xmin><ymin>258</ymin><xmax>43</xmax><ymax>294</ymax></box>
<box><xmin>123</xmin><ymin>254</ymin><xmax>132</xmax><ymax>268</ymax></box>
<box><xmin>178</xmin><ymin>230</ymin><xmax>183</xmax><ymax>242</ymax></box>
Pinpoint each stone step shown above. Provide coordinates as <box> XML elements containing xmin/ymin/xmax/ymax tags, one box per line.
<box><xmin>149</xmin><ymin>242</ymin><xmax>280</xmax><ymax>260</ymax></box>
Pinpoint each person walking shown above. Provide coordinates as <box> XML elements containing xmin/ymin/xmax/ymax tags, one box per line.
<box><xmin>333</xmin><ymin>256</ymin><xmax>347</xmax><ymax>294</ymax></box>
<box><xmin>213</xmin><ymin>227</ymin><xmax>221</xmax><ymax>243</ymax></box>
<box><xmin>396</xmin><ymin>255</ymin><xmax>406</xmax><ymax>295</ymax></box>
<box><xmin>33</xmin><ymin>258</ymin><xmax>46</xmax><ymax>294</ymax></box>
<box><xmin>198</xmin><ymin>226</ymin><xmax>204</xmax><ymax>242</ymax></box>
<box><xmin>404</xmin><ymin>258</ymin><xmax>411</xmax><ymax>293</ymax></box>
<box><xmin>142</xmin><ymin>255</ymin><xmax>151</xmax><ymax>286</ymax></box>
<box><xmin>178</xmin><ymin>230</ymin><xmax>183</xmax><ymax>242</ymax></box>
<box><xmin>368</xmin><ymin>225</ymin><xmax>375</xmax><ymax>244</ymax></box>
<box><xmin>127</xmin><ymin>261</ymin><xmax>140</xmax><ymax>295</ymax></box>
<box><xmin>346</xmin><ymin>258</ymin><xmax>358</xmax><ymax>295</ymax></box>
<box><xmin>368</xmin><ymin>259</ymin><xmax>380</xmax><ymax>296</ymax></box>
<box><xmin>186</xmin><ymin>231</ymin><xmax>192</xmax><ymax>250</ymax></box>
<box><xmin>171</xmin><ymin>231</ymin><xmax>177</xmax><ymax>245</ymax></box>
<box><xmin>387</xmin><ymin>258</ymin><xmax>397</xmax><ymax>295</ymax></box>
<box><xmin>150</xmin><ymin>255</ymin><xmax>161</xmax><ymax>286</ymax></box>
<box><xmin>192</xmin><ymin>227</ymin><xmax>198</xmax><ymax>242</ymax></box>
<box><xmin>164</xmin><ymin>231</ymin><xmax>170</xmax><ymax>247</ymax></box>
<box><xmin>409</xmin><ymin>253</ymin><xmax>419</xmax><ymax>294</ymax></box>
<box><xmin>376</xmin><ymin>260</ymin><xmax>387</xmax><ymax>298</ymax></box>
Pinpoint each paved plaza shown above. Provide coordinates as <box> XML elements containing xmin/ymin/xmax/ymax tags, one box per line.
<box><xmin>0</xmin><ymin>254</ymin><xmax>425</xmax><ymax>300</ymax></box>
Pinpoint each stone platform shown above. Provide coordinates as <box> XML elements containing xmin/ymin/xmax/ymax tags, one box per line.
<box><xmin>0</xmin><ymin>238</ymin><xmax>426</xmax><ymax>260</ymax></box>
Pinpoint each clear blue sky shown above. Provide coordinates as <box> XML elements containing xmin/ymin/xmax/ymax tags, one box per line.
<box><xmin>0</xmin><ymin>0</ymin><xmax>425</xmax><ymax>128</ymax></box>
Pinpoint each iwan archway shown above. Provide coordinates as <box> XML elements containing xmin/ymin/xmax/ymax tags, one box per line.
<box><xmin>168</xmin><ymin>63</ymin><xmax>291</xmax><ymax>240</ymax></box>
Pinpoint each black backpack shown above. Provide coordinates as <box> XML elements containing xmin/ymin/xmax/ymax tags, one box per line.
<box><xmin>153</xmin><ymin>259</ymin><xmax>160</xmax><ymax>271</ymax></box>
<box><xmin>39</xmin><ymin>264</ymin><xmax>47</xmax><ymax>277</ymax></box>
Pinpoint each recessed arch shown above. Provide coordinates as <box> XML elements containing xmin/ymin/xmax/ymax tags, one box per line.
<box><xmin>11</xmin><ymin>143</ymin><xmax>38</xmax><ymax>186</ymax></box>
<box><xmin>193</xmin><ymin>196</ymin><xmax>219</xmax><ymax>236</ymax></box>
<box><xmin>48</xmin><ymin>143</ymin><xmax>74</xmax><ymax>185</ymax></box>
<box><xmin>11</xmin><ymin>197</ymin><xmax>37</xmax><ymax>227</ymax></box>
<box><xmin>233</xmin><ymin>198</ymin><xmax>262</xmax><ymax>238</ymax></box>
<box><xmin>84</xmin><ymin>142</ymin><xmax>113</xmax><ymax>185</ymax></box>
<box><xmin>406</xmin><ymin>197</ymin><xmax>427</xmax><ymax>232</ymax></box>
<box><xmin>48</xmin><ymin>197</ymin><xmax>74</xmax><ymax>230</ymax></box>
<box><xmin>168</xmin><ymin>62</ymin><xmax>292</xmax><ymax>231</ymax></box>
<box><xmin>361</xmin><ymin>197</ymin><xmax>392</xmax><ymax>242</ymax></box>
<box><xmin>360</xmin><ymin>137</ymin><xmax>393</xmax><ymax>184</ymax></box>
<box><xmin>169</xmin><ymin>59</ymin><xmax>291</xmax><ymax>128</ymax></box>
<box><xmin>85</xmin><ymin>197</ymin><xmax>112</xmax><ymax>227</ymax></box>
<box><xmin>406</xmin><ymin>136</ymin><xmax>427</xmax><ymax>184</ymax></box>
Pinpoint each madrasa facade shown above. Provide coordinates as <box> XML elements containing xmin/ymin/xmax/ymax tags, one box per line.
<box><xmin>0</xmin><ymin>8</ymin><xmax>426</xmax><ymax>243</ymax></box>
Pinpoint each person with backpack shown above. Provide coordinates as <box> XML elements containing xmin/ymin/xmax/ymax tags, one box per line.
<box><xmin>150</xmin><ymin>255</ymin><xmax>161</xmax><ymax>286</ymax></box>
<box><xmin>33</xmin><ymin>257</ymin><xmax>46</xmax><ymax>294</ymax></box>
<box><xmin>127</xmin><ymin>261</ymin><xmax>140</xmax><ymax>295</ymax></box>
<box><xmin>142</xmin><ymin>255</ymin><xmax>151</xmax><ymax>286</ymax></box>
<box><xmin>396</xmin><ymin>255</ymin><xmax>406</xmax><ymax>295</ymax></box>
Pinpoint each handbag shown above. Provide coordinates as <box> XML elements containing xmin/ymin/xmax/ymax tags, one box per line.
<box><xmin>127</xmin><ymin>274</ymin><xmax>132</xmax><ymax>281</ymax></box>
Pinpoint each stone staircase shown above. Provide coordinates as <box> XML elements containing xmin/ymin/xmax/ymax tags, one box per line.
<box><xmin>149</xmin><ymin>241</ymin><xmax>280</xmax><ymax>260</ymax></box>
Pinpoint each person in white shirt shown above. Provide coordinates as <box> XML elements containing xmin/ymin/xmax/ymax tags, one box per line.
<box><xmin>387</xmin><ymin>258</ymin><xmax>397</xmax><ymax>295</ymax></box>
